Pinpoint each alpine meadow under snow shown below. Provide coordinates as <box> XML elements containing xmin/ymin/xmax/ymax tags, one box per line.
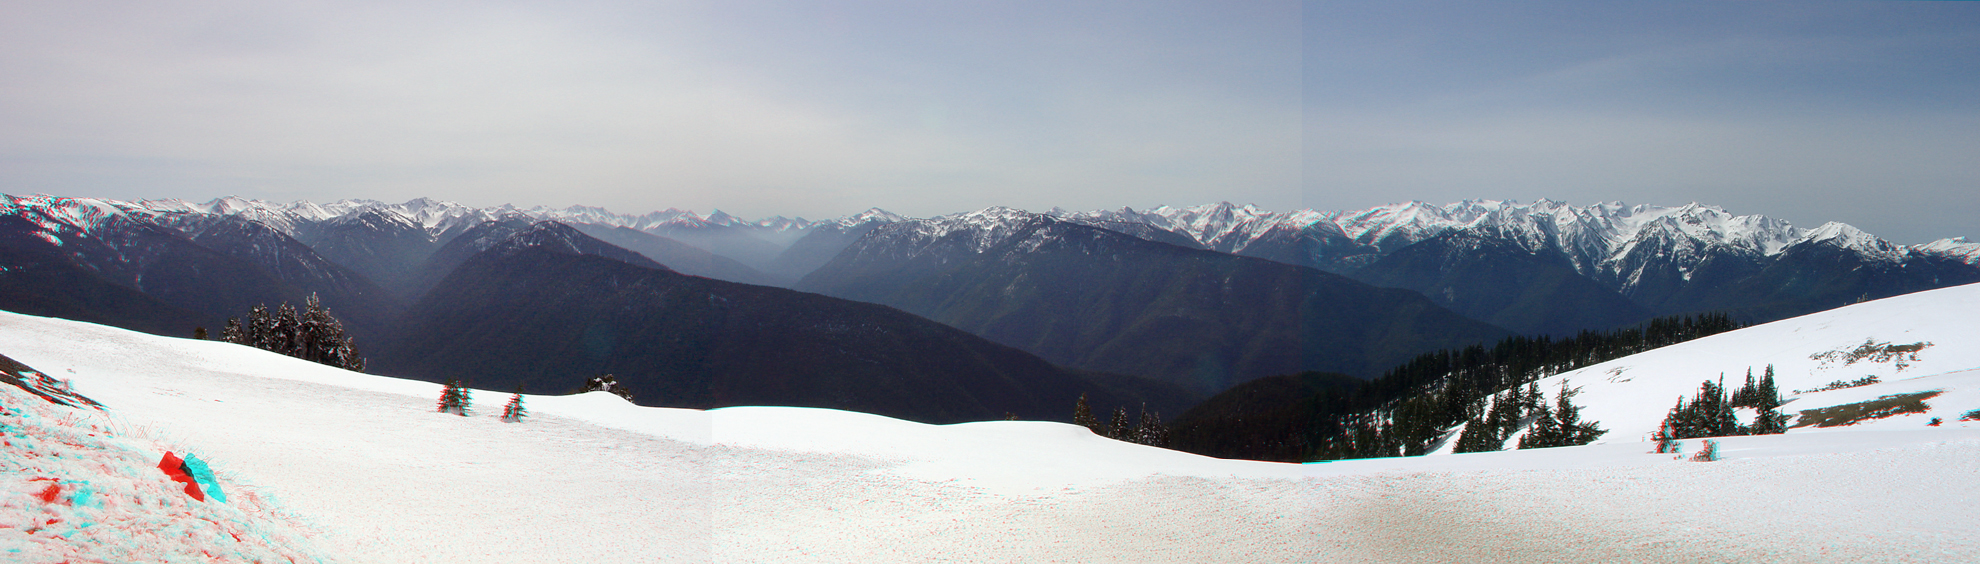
<box><xmin>6</xmin><ymin>282</ymin><xmax>1980</xmax><ymax>562</ymax></box>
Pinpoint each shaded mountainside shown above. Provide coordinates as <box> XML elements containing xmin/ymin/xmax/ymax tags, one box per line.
<box><xmin>295</xmin><ymin>209</ymin><xmax>440</xmax><ymax>299</ymax></box>
<box><xmin>1349</xmin><ymin>232</ymin><xmax>1653</xmax><ymax>336</ymax></box>
<box><xmin>0</xmin><ymin>212</ymin><xmax>319</xmax><ymax>337</ymax></box>
<box><xmin>0</xmin><ymin>216</ymin><xmax>202</xmax><ymax>335</ymax></box>
<box><xmin>799</xmin><ymin>212</ymin><xmax>1509</xmax><ymax>392</ymax></box>
<box><xmin>569</xmin><ymin>223</ymin><xmax>783</xmax><ymax>286</ymax></box>
<box><xmin>187</xmin><ymin>217</ymin><xmax>405</xmax><ymax>338</ymax></box>
<box><xmin>1661</xmin><ymin>237</ymin><xmax>1980</xmax><ymax>323</ymax></box>
<box><xmin>377</xmin><ymin>232</ymin><xmax>1199</xmax><ymax>424</ymax></box>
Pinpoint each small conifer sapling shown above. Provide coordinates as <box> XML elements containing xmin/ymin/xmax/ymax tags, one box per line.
<box><xmin>501</xmin><ymin>387</ymin><xmax>527</xmax><ymax>422</ymax></box>
<box><xmin>437</xmin><ymin>379</ymin><xmax>471</xmax><ymax>416</ymax></box>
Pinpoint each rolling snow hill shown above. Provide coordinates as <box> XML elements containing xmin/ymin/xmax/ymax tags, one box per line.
<box><xmin>1451</xmin><ymin>280</ymin><xmax>1980</xmax><ymax>452</ymax></box>
<box><xmin>5</xmin><ymin>301</ymin><xmax>1980</xmax><ymax>562</ymax></box>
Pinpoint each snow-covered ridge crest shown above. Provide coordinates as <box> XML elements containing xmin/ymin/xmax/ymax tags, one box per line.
<box><xmin>4</xmin><ymin>194</ymin><xmax>905</xmax><ymax>239</ymax></box>
<box><xmin>1918</xmin><ymin>237</ymin><xmax>1980</xmax><ymax>265</ymax></box>
<box><xmin>1796</xmin><ymin>222</ymin><xmax>1908</xmax><ymax>263</ymax></box>
<box><xmin>884</xmin><ymin>206</ymin><xmax>1052</xmax><ymax>254</ymax></box>
<box><xmin>1059</xmin><ymin>199</ymin><xmax>1953</xmax><ymax>278</ymax></box>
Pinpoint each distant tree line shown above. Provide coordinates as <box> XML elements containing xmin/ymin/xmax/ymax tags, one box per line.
<box><xmin>1073</xmin><ymin>393</ymin><xmax>1170</xmax><ymax>447</ymax></box>
<box><xmin>220</xmin><ymin>293</ymin><xmax>366</xmax><ymax>372</ymax></box>
<box><xmin>1307</xmin><ymin>312</ymin><xmax>1738</xmax><ymax>460</ymax></box>
<box><xmin>1168</xmin><ymin>312</ymin><xmax>1739</xmax><ymax>462</ymax></box>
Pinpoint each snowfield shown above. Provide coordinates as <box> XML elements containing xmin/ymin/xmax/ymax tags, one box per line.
<box><xmin>5</xmin><ymin>283</ymin><xmax>1980</xmax><ymax>562</ymax></box>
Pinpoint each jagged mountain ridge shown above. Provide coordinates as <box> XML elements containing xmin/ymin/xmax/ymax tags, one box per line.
<box><xmin>135</xmin><ymin>196</ymin><xmax>904</xmax><ymax>286</ymax></box>
<box><xmin>1052</xmin><ymin>200</ymin><xmax>1980</xmax><ymax>326</ymax></box>
<box><xmin>1055</xmin><ymin>200</ymin><xmax>1974</xmax><ymax>280</ymax></box>
<box><xmin>796</xmin><ymin>208</ymin><xmax>1510</xmax><ymax>391</ymax></box>
<box><xmin>0</xmin><ymin>194</ymin><xmax>368</xmax><ymax>337</ymax></box>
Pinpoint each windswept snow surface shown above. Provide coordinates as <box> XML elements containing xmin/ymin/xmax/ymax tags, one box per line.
<box><xmin>4</xmin><ymin>302</ymin><xmax>1980</xmax><ymax>562</ymax></box>
<box><xmin>1495</xmin><ymin>281</ymin><xmax>1980</xmax><ymax>447</ymax></box>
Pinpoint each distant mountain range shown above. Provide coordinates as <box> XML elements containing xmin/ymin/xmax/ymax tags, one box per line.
<box><xmin>1052</xmin><ymin>200</ymin><xmax>1980</xmax><ymax>331</ymax></box>
<box><xmin>793</xmin><ymin>207</ymin><xmax>1507</xmax><ymax>391</ymax></box>
<box><xmin>5</xmin><ymin>193</ymin><xmax>1978</xmax><ymax>422</ymax></box>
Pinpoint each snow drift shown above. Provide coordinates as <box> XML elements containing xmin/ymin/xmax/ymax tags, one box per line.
<box><xmin>4</xmin><ymin>282</ymin><xmax>1980</xmax><ymax>561</ymax></box>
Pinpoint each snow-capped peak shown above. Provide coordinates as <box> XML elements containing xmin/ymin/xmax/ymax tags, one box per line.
<box><xmin>1918</xmin><ymin>237</ymin><xmax>1980</xmax><ymax>266</ymax></box>
<box><xmin>877</xmin><ymin>206</ymin><xmax>1051</xmax><ymax>253</ymax></box>
<box><xmin>1795</xmin><ymin>221</ymin><xmax>1906</xmax><ymax>263</ymax></box>
<box><xmin>838</xmin><ymin>207</ymin><xmax>907</xmax><ymax>227</ymax></box>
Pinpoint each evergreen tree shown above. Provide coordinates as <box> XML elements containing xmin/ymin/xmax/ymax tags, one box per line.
<box><xmin>1518</xmin><ymin>383</ymin><xmax>1607</xmax><ymax>449</ymax></box>
<box><xmin>1733</xmin><ymin>368</ymin><xmax>1758</xmax><ymax>407</ymax></box>
<box><xmin>437</xmin><ymin>379</ymin><xmax>470</xmax><ymax>416</ymax></box>
<box><xmin>193</xmin><ymin>326</ymin><xmax>208</xmax><ymax>340</ymax></box>
<box><xmin>1653</xmin><ymin>420</ymin><xmax>1682</xmax><ymax>454</ymax></box>
<box><xmin>1451</xmin><ymin>415</ymin><xmax>1498</xmax><ymax>453</ymax></box>
<box><xmin>1749</xmin><ymin>365</ymin><xmax>1788</xmax><ymax>434</ymax></box>
<box><xmin>581</xmin><ymin>374</ymin><xmax>635</xmax><ymax>402</ymax></box>
<box><xmin>218</xmin><ymin>296</ymin><xmax>365</xmax><ymax>371</ymax></box>
<box><xmin>221</xmin><ymin>317</ymin><xmax>244</xmax><ymax>344</ymax></box>
<box><xmin>1107</xmin><ymin>405</ymin><xmax>1132</xmax><ymax>441</ymax></box>
<box><xmin>1133</xmin><ymin>406</ymin><xmax>1170</xmax><ymax>447</ymax></box>
<box><xmin>246</xmin><ymin>304</ymin><xmax>273</xmax><ymax>350</ymax></box>
<box><xmin>1072</xmin><ymin>393</ymin><xmax>1101</xmax><ymax>433</ymax></box>
<box><xmin>1517</xmin><ymin>400</ymin><xmax>1554</xmax><ymax>449</ymax></box>
<box><xmin>500</xmin><ymin>387</ymin><xmax>527</xmax><ymax>422</ymax></box>
<box><xmin>272</xmin><ymin>303</ymin><xmax>301</xmax><ymax>356</ymax></box>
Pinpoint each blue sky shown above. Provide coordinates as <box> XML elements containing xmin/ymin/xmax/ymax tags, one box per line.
<box><xmin>1</xmin><ymin>1</ymin><xmax>1973</xmax><ymax>242</ymax></box>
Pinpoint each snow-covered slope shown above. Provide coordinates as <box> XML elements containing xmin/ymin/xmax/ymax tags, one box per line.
<box><xmin>1470</xmin><ymin>281</ymin><xmax>1980</xmax><ymax>451</ymax></box>
<box><xmin>0</xmin><ymin>376</ymin><xmax>332</xmax><ymax>562</ymax></box>
<box><xmin>6</xmin><ymin>307</ymin><xmax>1980</xmax><ymax>562</ymax></box>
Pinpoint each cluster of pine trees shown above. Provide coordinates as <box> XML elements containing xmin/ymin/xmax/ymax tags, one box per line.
<box><xmin>220</xmin><ymin>293</ymin><xmax>365</xmax><ymax>371</ymax></box>
<box><xmin>1305</xmin><ymin>312</ymin><xmax>1739</xmax><ymax>461</ymax></box>
<box><xmin>1653</xmin><ymin>366</ymin><xmax>1788</xmax><ymax>451</ymax></box>
<box><xmin>1446</xmin><ymin>382</ymin><xmax>1606</xmax><ymax>452</ymax></box>
<box><xmin>1073</xmin><ymin>393</ymin><xmax>1170</xmax><ymax>448</ymax></box>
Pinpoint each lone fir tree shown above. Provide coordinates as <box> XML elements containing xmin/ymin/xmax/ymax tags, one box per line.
<box><xmin>500</xmin><ymin>387</ymin><xmax>527</xmax><ymax>422</ymax></box>
<box><xmin>437</xmin><ymin>379</ymin><xmax>471</xmax><ymax>416</ymax></box>
<box><xmin>1072</xmin><ymin>393</ymin><xmax>1101</xmax><ymax>433</ymax></box>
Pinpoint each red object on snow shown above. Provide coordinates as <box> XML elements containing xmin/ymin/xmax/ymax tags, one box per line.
<box><xmin>37</xmin><ymin>483</ymin><xmax>61</xmax><ymax>504</ymax></box>
<box><xmin>158</xmin><ymin>451</ymin><xmax>206</xmax><ymax>502</ymax></box>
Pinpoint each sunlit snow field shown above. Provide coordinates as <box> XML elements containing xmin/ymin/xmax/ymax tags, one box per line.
<box><xmin>6</xmin><ymin>283</ymin><xmax>1980</xmax><ymax>562</ymax></box>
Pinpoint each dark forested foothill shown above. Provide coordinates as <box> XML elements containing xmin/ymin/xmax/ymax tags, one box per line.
<box><xmin>1169</xmin><ymin>312</ymin><xmax>1741</xmax><ymax>462</ymax></box>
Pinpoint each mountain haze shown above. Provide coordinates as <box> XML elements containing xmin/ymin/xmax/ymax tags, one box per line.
<box><xmin>798</xmin><ymin>207</ymin><xmax>1509</xmax><ymax>391</ymax></box>
<box><xmin>379</xmin><ymin>222</ymin><xmax>1199</xmax><ymax>423</ymax></box>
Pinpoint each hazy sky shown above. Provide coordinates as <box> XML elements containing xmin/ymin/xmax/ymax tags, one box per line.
<box><xmin>2</xmin><ymin>1</ymin><xmax>1974</xmax><ymax>243</ymax></box>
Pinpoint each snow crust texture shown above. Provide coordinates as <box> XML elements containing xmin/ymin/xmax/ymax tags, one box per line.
<box><xmin>0</xmin><ymin>380</ymin><xmax>330</xmax><ymax>563</ymax></box>
<box><xmin>1495</xmin><ymin>281</ymin><xmax>1980</xmax><ymax>448</ymax></box>
<box><xmin>5</xmin><ymin>300</ymin><xmax>1980</xmax><ymax>562</ymax></box>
